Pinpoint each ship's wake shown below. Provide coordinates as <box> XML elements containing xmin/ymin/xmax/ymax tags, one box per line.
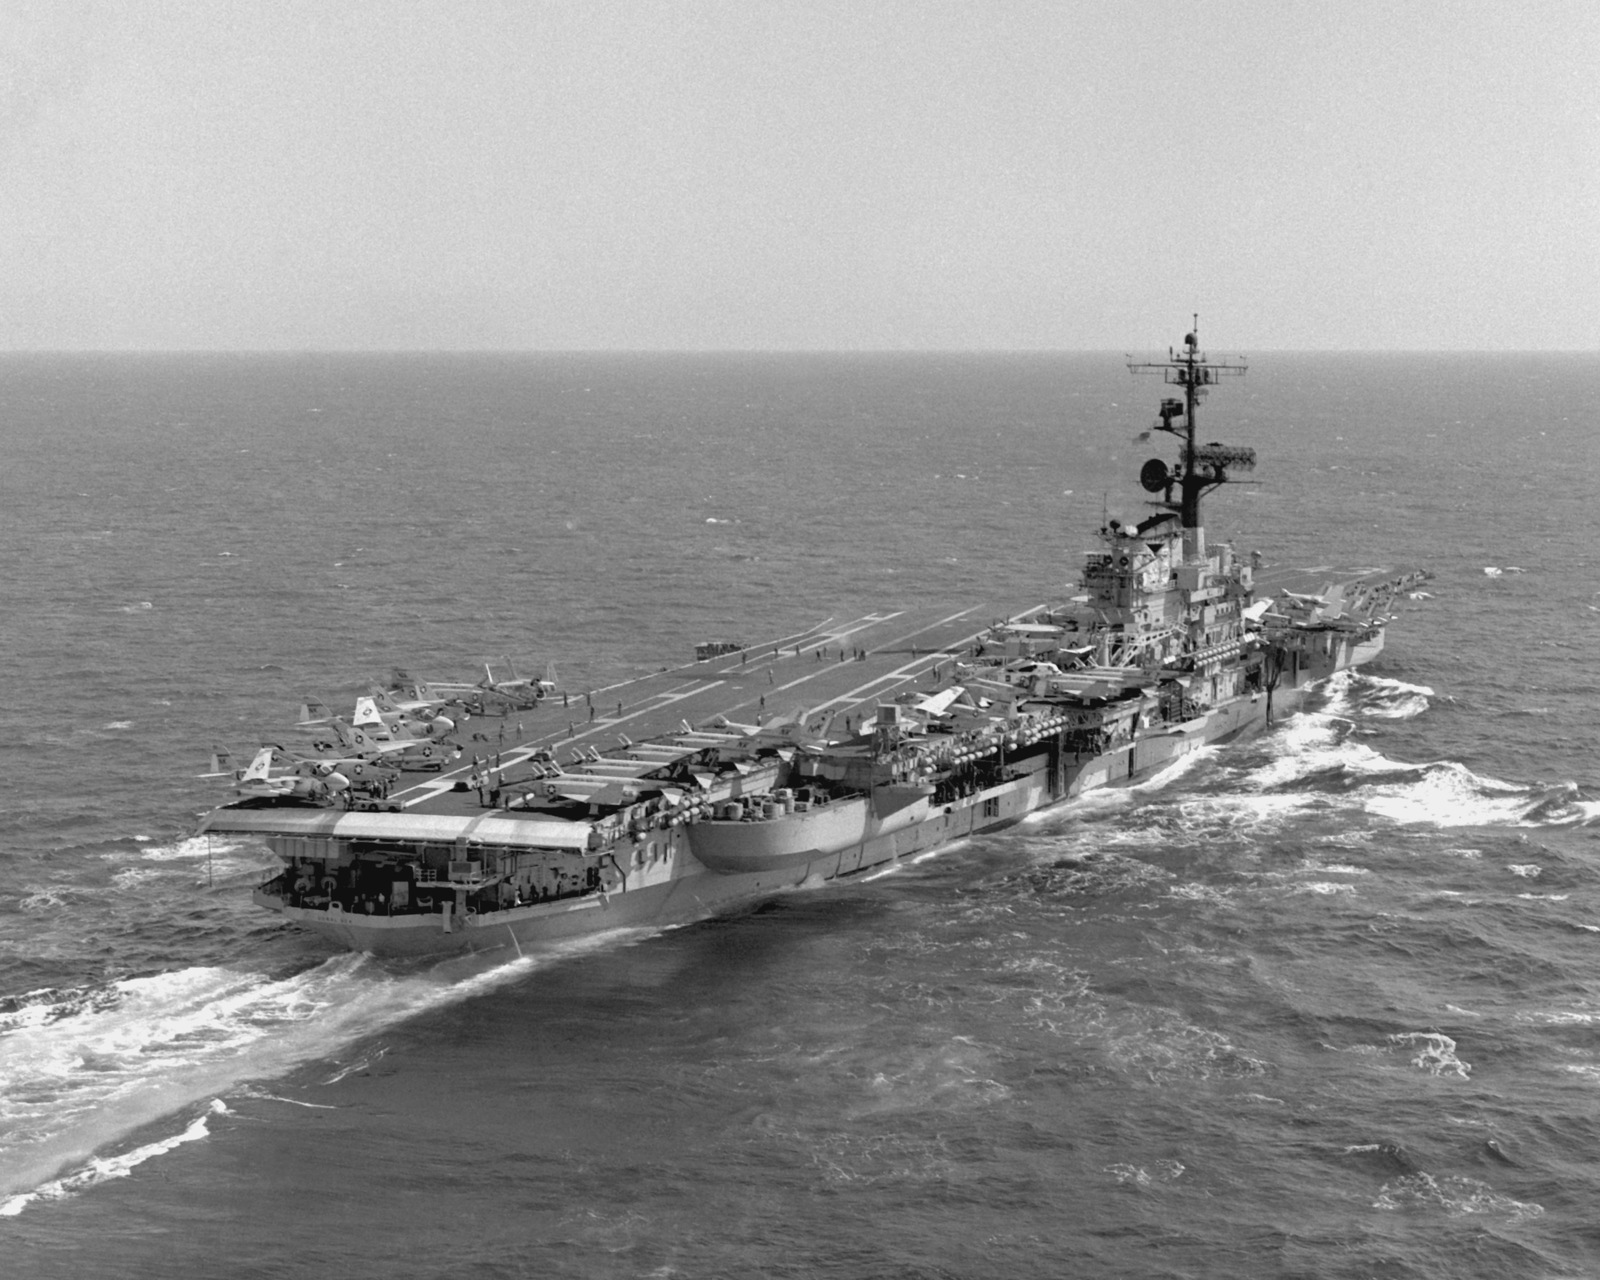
<box><xmin>1201</xmin><ymin>674</ymin><xmax>1597</xmax><ymax>830</ymax></box>
<box><xmin>0</xmin><ymin>929</ymin><xmax>650</xmax><ymax>1214</ymax></box>
<box><xmin>1022</xmin><ymin>669</ymin><xmax>1592</xmax><ymax>862</ymax></box>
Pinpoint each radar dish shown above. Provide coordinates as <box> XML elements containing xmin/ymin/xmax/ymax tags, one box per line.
<box><xmin>1139</xmin><ymin>458</ymin><xmax>1170</xmax><ymax>493</ymax></box>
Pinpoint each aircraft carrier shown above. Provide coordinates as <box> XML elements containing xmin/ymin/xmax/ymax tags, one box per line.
<box><xmin>199</xmin><ymin>329</ymin><xmax>1428</xmax><ymax>956</ymax></box>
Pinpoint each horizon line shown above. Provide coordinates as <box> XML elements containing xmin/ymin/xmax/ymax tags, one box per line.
<box><xmin>0</xmin><ymin>346</ymin><xmax>1594</xmax><ymax>357</ymax></box>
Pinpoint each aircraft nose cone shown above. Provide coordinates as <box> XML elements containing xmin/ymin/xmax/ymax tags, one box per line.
<box><xmin>433</xmin><ymin>716</ymin><xmax>455</xmax><ymax>734</ymax></box>
<box><xmin>327</xmin><ymin>773</ymin><xmax>350</xmax><ymax>791</ymax></box>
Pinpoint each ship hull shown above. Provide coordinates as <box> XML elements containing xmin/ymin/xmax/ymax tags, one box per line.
<box><xmin>246</xmin><ymin>648</ymin><xmax>1355</xmax><ymax>958</ymax></box>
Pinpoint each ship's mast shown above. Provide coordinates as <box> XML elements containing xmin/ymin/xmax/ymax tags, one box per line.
<box><xmin>1128</xmin><ymin>317</ymin><xmax>1249</xmax><ymax>531</ymax></box>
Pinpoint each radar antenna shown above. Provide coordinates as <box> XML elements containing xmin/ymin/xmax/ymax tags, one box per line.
<box><xmin>1127</xmin><ymin>317</ymin><xmax>1251</xmax><ymax>529</ymax></box>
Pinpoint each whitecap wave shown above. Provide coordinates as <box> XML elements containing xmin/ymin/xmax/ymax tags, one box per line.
<box><xmin>111</xmin><ymin>867</ymin><xmax>165</xmax><ymax>890</ymax></box>
<box><xmin>1293</xmin><ymin>881</ymin><xmax>1357</xmax><ymax>896</ymax></box>
<box><xmin>1389</xmin><ymin>1031</ymin><xmax>1471</xmax><ymax>1078</ymax></box>
<box><xmin>1167</xmin><ymin>792</ymin><xmax>1324</xmax><ymax>839</ymax></box>
<box><xmin>1235</xmin><ymin>713</ymin><xmax>1561</xmax><ymax>825</ymax></box>
<box><xmin>1103</xmin><ymin>1160</ymin><xmax>1184</xmax><ymax>1186</ymax></box>
<box><xmin>1374</xmin><ymin>1171</ymin><xmax>1542</xmax><ymax>1220</ymax></box>
<box><xmin>1165</xmin><ymin>883</ymin><xmax>1234</xmax><ymax>905</ymax></box>
<box><xmin>1240</xmin><ymin>707</ymin><xmax>1398</xmax><ymax>791</ymax></box>
<box><xmin>1326</xmin><ymin>1032</ymin><xmax>1472</xmax><ymax>1078</ymax></box>
<box><xmin>1562</xmin><ymin>799</ymin><xmax>1600</xmax><ymax>825</ymax></box>
<box><xmin>856</xmin><ymin>1039</ymin><xmax>1012</xmax><ymax>1115</ymax></box>
<box><xmin>1315</xmin><ymin>671</ymin><xmax>1358</xmax><ymax>719</ymax></box>
<box><xmin>1251</xmin><ymin>741</ymin><xmax>1584</xmax><ymax>832</ymax></box>
<box><xmin>1363</xmin><ymin>763</ymin><xmax>1543</xmax><ymax>827</ymax></box>
<box><xmin>1353</xmin><ymin>675</ymin><xmax>1435</xmax><ymax>721</ymax></box>
<box><xmin>134</xmin><ymin>834</ymin><xmax>252</xmax><ymax>863</ymax></box>
<box><xmin>1519</xmin><ymin>1009</ymin><xmax>1600</xmax><ymax>1025</ymax></box>
<box><xmin>1096</xmin><ymin>1011</ymin><xmax>1268</xmax><ymax>1082</ymax></box>
<box><xmin>1252</xmin><ymin>674</ymin><xmax>1433</xmax><ymax>789</ymax></box>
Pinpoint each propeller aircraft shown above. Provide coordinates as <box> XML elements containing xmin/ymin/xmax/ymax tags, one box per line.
<box><xmin>326</xmin><ymin>718</ymin><xmax>459</xmax><ymax>770</ymax></box>
<box><xmin>200</xmin><ymin>745</ymin><xmax>350</xmax><ymax>803</ymax></box>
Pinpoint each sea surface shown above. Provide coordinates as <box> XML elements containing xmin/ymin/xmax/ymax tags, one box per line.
<box><xmin>1</xmin><ymin>350</ymin><xmax>1598</xmax><ymax>1278</ymax></box>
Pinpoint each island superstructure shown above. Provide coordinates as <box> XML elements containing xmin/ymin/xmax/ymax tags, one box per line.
<box><xmin>200</xmin><ymin>331</ymin><xmax>1426</xmax><ymax>956</ymax></box>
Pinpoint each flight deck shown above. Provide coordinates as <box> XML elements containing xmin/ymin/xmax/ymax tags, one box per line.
<box><xmin>388</xmin><ymin>605</ymin><xmax>1015</xmax><ymax>819</ymax></box>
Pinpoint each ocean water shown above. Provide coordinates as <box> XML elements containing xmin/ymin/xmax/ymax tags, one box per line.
<box><xmin>1</xmin><ymin>350</ymin><xmax>1598</xmax><ymax>1277</ymax></box>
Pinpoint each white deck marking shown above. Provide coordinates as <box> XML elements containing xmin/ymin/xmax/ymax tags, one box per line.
<box><xmin>704</xmin><ymin>613</ymin><xmax>888</xmax><ymax>674</ymax></box>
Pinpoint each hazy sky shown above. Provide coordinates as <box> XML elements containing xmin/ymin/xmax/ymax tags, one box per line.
<box><xmin>3</xmin><ymin>1</ymin><xmax>1595</xmax><ymax>350</ymax></box>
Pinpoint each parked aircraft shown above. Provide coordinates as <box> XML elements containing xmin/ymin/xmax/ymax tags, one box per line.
<box><xmin>708</xmin><ymin>706</ymin><xmax>838</xmax><ymax>749</ymax></box>
<box><xmin>350</xmin><ymin>695</ymin><xmax>455</xmax><ymax>739</ymax></box>
<box><xmin>480</xmin><ymin>659</ymin><xmax>556</xmax><ymax>708</ymax></box>
<box><xmin>201</xmin><ymin>746</ymin><xmax>349</xmax><ymax>802</ymax></box>
<box><xmin>366</xmin><ymin>685</ymin><xmax>452</xmax><ymax>718</ymax></box>
<box><xmin>297</xmin><ymin>693</ymin><xmax>455</xmax><ymax>746</ymax></box>
<box><xmin>263</xmin><ymin>742</ymin><xmax>401</xmax><ymax>786</ymax></box>
<box><xmin>327</xmin><ymin>719</ymin><xmax>458</xmax><ymax>770</ymax></box>
<box><xmin>371</xmin><ymin>659</ymin><xmax>557</xmax><ymax>718</ymax></box>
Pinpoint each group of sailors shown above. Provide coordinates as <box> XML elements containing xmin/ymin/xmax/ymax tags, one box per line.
<box><xmin>467</xmin><ymin>768</ymin><xmax>504</xmax><ymax>806</ymax></box>
<box><xmin>340</xmin><ymin>776</ymin><xmax>395</xmax><ymax>807</ymax></box>
<box><xmin>810</xmin><ymin>644</ymin><xmax>869</xmax><ymax>663</ymax></box>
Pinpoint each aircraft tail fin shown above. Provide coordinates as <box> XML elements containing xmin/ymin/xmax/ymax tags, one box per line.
<box><xmin>808</xmin><ymin>709</ymin><xmax>841</xmax><ymax>741</ymax></box>
<box><xmin>201</xmin><ymin>746</ymin><xmax>235</xmax><ymax>778</ymax></box>
<box><xmin>298</xmin><ymin>696</ymin><xmax>334</xmax><ymax>726</ymax></box>
<box><xmin>241</xmin><ymin>746</ymin><xmax>275</xmax><ymax>783</ymax></box>
<box><xmin>352</xmin><ymin>695</ymin><xmax>385</xmax><ymax>727</ymax></box>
